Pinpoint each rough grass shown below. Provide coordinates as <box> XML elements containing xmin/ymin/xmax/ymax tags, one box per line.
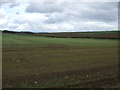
<box><xmin>2</xmin><ymin>33</ymin><xmax>119</xmax><ymax>88</ymax></box>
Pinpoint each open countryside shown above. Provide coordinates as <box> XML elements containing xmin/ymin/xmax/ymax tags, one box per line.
<box><xmin>2</xmin><ymin>31</ymin><xmax>119</xmax><ymax>88</ymax></box>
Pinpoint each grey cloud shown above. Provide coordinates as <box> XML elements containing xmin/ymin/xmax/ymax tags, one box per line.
<box><xmin>16</xmin><ymin>12</ymin><xmax>20</xmax><ymax>14</ymax></box>
<box><xmin>80</xmin><ymin>2</ymin><xmax>118</xmax><ymax>22</ymax></box>
<box><xmin>0</xmin><ymin>0</ymin><xmax>16</xmax><ymax>6</ymax></box>
<box><xmin>9</xmin><ymin>2</ymin><xmax>20</xmax><ymax>8</ymax></box>
<box><xmin>44</xmin><ymin>12</ymin><xmax>66</xmax><ymax>23</ymax></box>
<box><xmin>1</xmin><ymin>1</ymin><xmax>118</xmax><ymax>32</ymax></box>
<box><xmin>85</xmin><ymin>2</ymin><xmax>118</xmax><ymax>10</ymax></box>
<box><xmin>14</xmin><ymin>19</ymin><xmax>27</xmax><ymax>24</ymax></box>
<box><xmin>79</xmin><ymin>9</ymin><xmax>117</xmax><ymax>23</ymax></box>
<box><xmin>8</xmin><ymin>25</ymin><xmax>18</xmax><ymax>29</ymax></box>
<box><xmin>13</xmin><ymin>18</ymin><xmax>43</xmax><ymax>31</ymax></box>
<box><xmin>0</xmin><ymin>11</ymin><xmax>6</xmax><ymax>19</ymax></box>
<box><xmin>25</xmin><ymin>2</ymin><xmax>63</xmax><ymax>13</ymax></box>
<box><xmin>44</xmin><ymin>2</ymin><xmax>117</xmax><ymax>24</ymax></box>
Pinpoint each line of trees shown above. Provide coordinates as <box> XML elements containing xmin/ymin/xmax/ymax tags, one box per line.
<box><xmin>2</xmin><ymin>30</ymin><xmax>34</xmax><ymax>34</ymax></box>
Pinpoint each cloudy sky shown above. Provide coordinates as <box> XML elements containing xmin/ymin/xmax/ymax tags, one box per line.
<box><xmin>0</xmin><ymin>0</ymin><xmax>119</xmax><ymax>32</ymax></box>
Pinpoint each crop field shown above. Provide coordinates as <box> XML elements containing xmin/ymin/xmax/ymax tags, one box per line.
<box><xmin>35</xmin><ymin>31</ymin><xmax>119</xmax><ymax>39</ymax></box>
<box><xmin>2</xmin><ymin>33</ymin><xmax>119</xmax><ymax>88</ymax></box>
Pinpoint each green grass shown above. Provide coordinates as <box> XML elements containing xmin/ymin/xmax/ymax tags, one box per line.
<box><xmin>2</xmin><ymin>33</ymin><xmax>119</xmax><ymax>88</ymax></box>
<box><xmin>3</xmin><ymin>33</ymin><xmax>118</xmax><ymax>47</ymax></box>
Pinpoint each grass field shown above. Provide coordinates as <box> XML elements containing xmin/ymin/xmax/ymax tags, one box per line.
<box><xmin>2</xmin><ymin>33</ymin><xmax>119</xmax><ymax>88</ymax></box>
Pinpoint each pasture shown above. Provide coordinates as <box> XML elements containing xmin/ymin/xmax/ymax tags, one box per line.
<box><xmin>2</xmin><ymin>33</ymin><xmax>119</xmax><ymax>88</ymax></box>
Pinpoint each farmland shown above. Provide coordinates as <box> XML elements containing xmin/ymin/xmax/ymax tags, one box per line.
<box><xmin>2</xmin><ymin>32</ymin><xmax>119</xmax><ymax>88</ymax></box>
<box><xmin>35</xmin><ymin>31</ymin><xmax>119</xmax><ymax>39</ymax></box>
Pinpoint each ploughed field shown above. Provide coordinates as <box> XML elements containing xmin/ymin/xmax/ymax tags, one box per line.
<box><xmin>2</xmin><ymin>33</ymin><xmax>119</xmax><ymax>88</ymax></box>
<box><xmin>35</xmin><ymin>31</ymin><xmax>119</xmax><ymax>39</ymax></box>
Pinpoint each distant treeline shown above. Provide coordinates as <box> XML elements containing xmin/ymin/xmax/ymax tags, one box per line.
<box><xmin>2</xmin><ymin>30</ymin><xmax>34</xmax><ymax>34</ymax></box>
<box><xmin>2</xmin><ymin>30</ymin><xmax>120</xmax><ymax>39</ymax></box>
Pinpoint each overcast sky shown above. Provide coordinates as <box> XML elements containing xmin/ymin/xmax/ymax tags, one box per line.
<box><xmin>0</xmin><ymin>0</ymin><xmax>119</xmax><ymax>32</ymax></box>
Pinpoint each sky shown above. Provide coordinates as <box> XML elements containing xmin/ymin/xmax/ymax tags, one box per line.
<box><xmin>0</xmin><ymin>0</ymin><xmax>119</xmax><ymax>32</ymax></box>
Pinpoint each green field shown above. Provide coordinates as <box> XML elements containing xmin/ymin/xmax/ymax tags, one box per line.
<box><xmin>2</xmin><ymin>33</ymin><xmax>119</xmax><ymax>88</ymax></box>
